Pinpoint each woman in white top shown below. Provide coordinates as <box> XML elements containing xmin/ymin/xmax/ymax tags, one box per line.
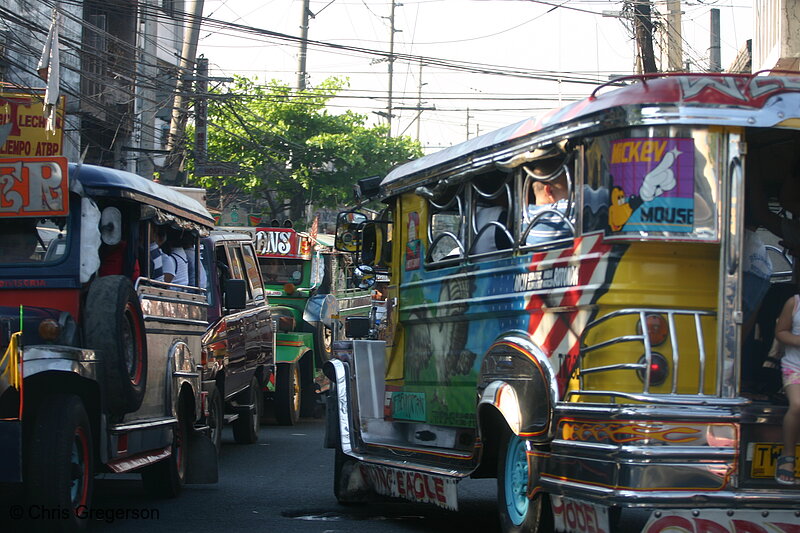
<box><xmin>162</xmin><ymin>233</ymin><xmax>189</xmax><ymax>286</ymax></box>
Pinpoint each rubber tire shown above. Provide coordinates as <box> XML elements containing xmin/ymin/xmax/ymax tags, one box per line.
<box><xmin>84</xmin><ymin>275</ymin><xmax>147</xmax><ymax>415</ymax></box>
<box><xmin>141</xmin><ymin>397</ymin><xmax>189</xmax><ymax>498</ymax></box>
<box><xmin>498</xmin><ymin>430</ymin><xmax>543</xmax><ymax>533</ymax></box>
<box><xmin>232</xmin><ymin>376</ymin><xmax>261</xmax><ymax>444</ymax></box>
<box><xmin>207</xmin><ymin>388</ymin><xmax>223</xmax><ymax>455</ymax></box>
<box><xmin>26</xmin><ymin>394</ymin><xmax>94</xmax><ymax>531</ymax></box>
<box><xmin>315</xmin><ymin>324</ymin><xmax>333</xmax><ymax>361</ymax></box>
<box><xmin>275</xmin><ymin>363</ymin><xmax>301</xmax><ymax>426</ymax></box>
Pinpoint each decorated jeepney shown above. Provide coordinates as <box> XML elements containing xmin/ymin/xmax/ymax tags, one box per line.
<box><xmin>0</xmin><ymin>157</ymin><xmax>218</xmax><ymax>530</ymax></box>
<box><xmin>325</xmin><ymin>73</ymin><xmax>800</xmax><ymax>532</ymax></box>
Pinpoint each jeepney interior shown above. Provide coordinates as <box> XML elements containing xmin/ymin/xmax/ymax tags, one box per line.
<box><xmin>0</xmin><ymin>216</ymin><xmax>68</xmax><ymax>264</ymax></box>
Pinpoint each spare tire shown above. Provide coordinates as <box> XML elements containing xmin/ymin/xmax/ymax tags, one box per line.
<box><xmin>85</xmin><ymin>275</ymin><xmax>148</xmax><ymax>414</ymax></box>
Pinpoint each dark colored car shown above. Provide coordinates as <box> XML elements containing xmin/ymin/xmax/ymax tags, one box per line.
<box><xmin>200</xmin><ymin>232</ymin><xmax>274</xmax><ymax>450</ymax></box>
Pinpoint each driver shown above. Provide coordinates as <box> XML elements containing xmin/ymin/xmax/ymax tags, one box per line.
<box><xmin>0</xmin><ymin>218</ymin><xmax>39</xmax><ymax>262</ymax></box>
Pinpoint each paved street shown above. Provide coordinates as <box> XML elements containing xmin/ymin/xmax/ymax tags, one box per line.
<box><xmin>86</xmin><ymin>418</ymin><xmax>501</xmax><ymax>533</ymax></box>
<box><xmin>1</xmin><ymin>415</ymin><xmax>649</xmax><ymax>532</ymax></box>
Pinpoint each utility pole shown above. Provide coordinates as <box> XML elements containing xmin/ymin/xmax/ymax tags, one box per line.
<box><xmin>387</xmin><ymin>0</ymin><xmax>399</xmax><ymax>137</ymax></box>
<box><xmin>709</xmin><ymin>8</ymin><xmax>721</xmax><ymax>72</ymax></box>
<box><xmin>162</xmin><ymin>0</ymin><xmax>205</xmax><ymax>185</ymax></box>
<box><xmin>416</xmin><ymin>61</ymin><xmax>424</xmax><ymax>141</ymax></box>
<box><xmin>297</xmin><ymin>0</ymin><xmax>311</xmax><ymax>90</ymax></box>
<box><xmin>633</xmin><ymin>0</ymin><xmax>658</xmax><ymax>74</ymax></box>
<box><xmin>666</xmin><ymin>0</ymin><xmax>682</xmax><ymax>72</ymax></box>
<box><xmin>136</xmin><ymin>0</ymin><xmax>158</xmax><ymax>177</ymax></box>
<box><xmin>466</xmin><ymin>108</ymin><xmax>471</xmax><ymax>141</ymax></box>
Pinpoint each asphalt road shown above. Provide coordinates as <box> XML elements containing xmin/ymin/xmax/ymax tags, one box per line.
<box><xmin>90</xmin><ymin>417</ymin><xmax>502</xmax><ymax>533</ymax></box>
<box><xmin>1</xmin><ymin>416</ymin><xmax>649</xmax><ymax>532</ymax></box>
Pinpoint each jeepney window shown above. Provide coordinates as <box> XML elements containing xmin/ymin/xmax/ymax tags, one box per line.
<box><xmin>229</xmin><ymin>244</ymin><xmax>251</xmax><ymax>301</ymax></box>
<box><xmin>240</xmin><ymin>243</ymin><xmax>265</xmax><ymax>302</ymax></box>
<box><xmin>583</xmin><ymin>126</ymin><xmax>719</xmax><ymax>241</ymax></box>
<box><xmin>469</xmin><ymin>171</ymin><xmax>513</xmax><ymax>257</ymax></box>
<box><xmin>0</xmin><ymin>216</ymin><xmax>69</xmax><ymax>265</ymax></box>
<box><xmin>426</xmin><ymin>183</ymin><xmax>466</xmax><ymax>265</ymax></box>
<box><xmin>259</xmin><ymin>257</ymin><xmax>305</xmax><ymax>285</ymax></box>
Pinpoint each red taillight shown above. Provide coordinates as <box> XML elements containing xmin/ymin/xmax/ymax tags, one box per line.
<box><xmin>637</xmin><ymin>352</ymin><xmax>668</xmax><ymax>386</ymax></box>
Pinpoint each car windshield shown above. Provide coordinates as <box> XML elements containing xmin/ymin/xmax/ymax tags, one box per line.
<box><xmin>0</xmin><ymin>216</ymin><xmax>69</xmax><ymax>265</ymax></box>
<box><xmin>258</xmin><ymin>257</ymin><xmax>305</xmax><ymax>285</ymax></box>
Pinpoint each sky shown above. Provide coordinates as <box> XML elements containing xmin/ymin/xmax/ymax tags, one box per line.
<box><xmin>196</xmin><ymin>0</ymin><xmax>754</xmax><ymax>153</ymax></box>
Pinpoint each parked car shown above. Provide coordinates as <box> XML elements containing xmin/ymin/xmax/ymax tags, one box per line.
<box><xmin>200</xmin><ymin>232</ymin><xmax>275</xmax><ymax>451</ymax></box>
<box><xmin>0</xmin><ymin>159</ymin><xmax>217</xmax><ymax>531</ymax></box>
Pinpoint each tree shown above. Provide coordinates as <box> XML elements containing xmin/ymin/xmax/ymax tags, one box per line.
<box><xmin>188</xmin><ymin>76</ymin><xmax>423</xmax><ymax>226</ymax></box>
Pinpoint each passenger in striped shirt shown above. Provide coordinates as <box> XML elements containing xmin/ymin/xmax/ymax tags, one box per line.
<box><xmin>523</xmin><ymin>155</ymin><xmax>573</xmax><ymax>247</ymax></box>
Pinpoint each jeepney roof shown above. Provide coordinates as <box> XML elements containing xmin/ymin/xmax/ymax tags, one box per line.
<box><xmin>69</xmin><ymin>163</ymin><xmax>214</xmax><ymax>228</ymax></box>
<box><xmin>380</xmin><ymin>73</ymin><xmax>800</xmax><ymax>197</ymax></box>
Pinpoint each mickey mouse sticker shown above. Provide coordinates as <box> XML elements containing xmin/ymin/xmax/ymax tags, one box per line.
<box><xmin>608</xmin><ymin>138</ymin><xmax>695</xmax><ymax>233</ymax></box>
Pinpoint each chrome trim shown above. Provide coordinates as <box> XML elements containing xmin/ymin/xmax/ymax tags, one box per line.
<box><xmin>109</xmin><ymin>417</ymin><xmax>177</xmax><ymax>434</ymax></box>
<box><xmin>174</xmin><ymin>371</ymin><xmax>200</xmax><ymax>378</ymax></box>
<box><xmin>329</xmin><ymin>358</ymin><xmax>471</xmax><ymax>478</ymax></box>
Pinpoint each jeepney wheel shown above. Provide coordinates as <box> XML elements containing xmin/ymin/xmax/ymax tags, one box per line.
<box><xmin>498</xmin><ymin>430</ymin><xmax>544</xmax><ymax>533</ymax></box>
<box><xmin>207</xmin><ymin>388</ymin><xmax>223</xmax><ymax>455</ymax></box>
<box><xmin>26</xmin><ymin>394</ymin><xmax>94</xmax><ymax>531</ymax></box>
<box><xmin>232</xmin><ymin>376</ymin><xmax>261</xmax><ymax>444</ymax></box>
<box><xmin>84</xmin><ymin>275</ymin><xmax>148</xmax><ymax>415</ymax></box>
<box><xmin>141</xmin><ymin>395</ymin><xmax>189</xmax><ymax>498</ymax></box>
<box><xmin>275</xmin><ymin>362</ymin><xmax>301</xmax><ymax>425</ymax></box>
<box><xmin>316</xmin><ymin>324</ymin><xmax>333</xmax><ymax>360</ymax></box>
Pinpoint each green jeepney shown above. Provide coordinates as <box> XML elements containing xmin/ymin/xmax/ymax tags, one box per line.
<box><xmin>255</xmin><ymin>226</ymin><xmax>371</xmax><ymax>424</ymax></box>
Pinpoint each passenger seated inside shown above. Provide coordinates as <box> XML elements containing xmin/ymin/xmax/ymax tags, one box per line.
<box><xmin>522</xmin><ymin>150</ymin><xmax>573</xmax><ymax>246</ymax></box>
<box><xmin>0</xmin><ymin>218</ymin><xmax>39</xmax><ymax>263</ymax></box>
<box><xmin>472</xmin><ymin>179</ymin><xmax>512</xmax><ymax>255</ymax></box>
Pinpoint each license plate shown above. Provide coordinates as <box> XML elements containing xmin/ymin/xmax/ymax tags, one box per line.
<box><xmin>750</xmin><ymin>443</ymin><xmax>800</xmax><ymax>478</ymax></box>
<box><xmin>551</xmin><ymin>495</ymin><xmax>610</xmax><ymax>533</ymax></box>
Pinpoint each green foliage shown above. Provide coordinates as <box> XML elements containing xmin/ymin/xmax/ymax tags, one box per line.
<box><xmin>187</xmin><ymin>76</ymin><xmax>423</xmax><ymax>221</ymax></box>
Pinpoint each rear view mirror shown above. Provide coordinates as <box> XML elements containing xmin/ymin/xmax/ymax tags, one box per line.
<box><xmin>224</xmin><ymin>278</ymin><xmax>247</xmax><ymax>310</ymax></box>
<box><xmin>335</xmin><ymin>211</ymin><xmax>368</xmax><ymax>252</ymax></box>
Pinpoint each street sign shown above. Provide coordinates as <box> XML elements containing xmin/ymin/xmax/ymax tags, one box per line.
<box><xmin>195</xmin><ymin>161</ymin><xmax>239</xmax><ymax>176</ymax></box>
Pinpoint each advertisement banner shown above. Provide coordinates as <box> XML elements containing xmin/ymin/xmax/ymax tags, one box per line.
<box><xmin>0</xmin><ymin>91</ymin><xmax>66</xmax><ymax>157</ymax></box>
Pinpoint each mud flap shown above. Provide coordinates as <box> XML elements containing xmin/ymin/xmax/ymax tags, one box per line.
<box><xmin>185</xmin><ymin>428</ymin><xmax>218</xmax><ymax>484</ymax></box>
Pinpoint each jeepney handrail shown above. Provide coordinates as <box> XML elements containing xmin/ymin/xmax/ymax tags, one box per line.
<box><xmin>578</xmin><ymin>307</ymin><xmax>717</xmax><ymax>400</ymax></box>
<box><xmin>563</xmin><ymin>390</ymin><xmax>749</xmax><ymax>406</ymax></box>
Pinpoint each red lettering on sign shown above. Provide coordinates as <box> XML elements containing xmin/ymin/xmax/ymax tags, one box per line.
<box><xmin>696</xmin><ymin>518</ymin><xmax>731</xmax><ymax>533</ymax></box>
<box><xmin>773</xmin><ymin>523</ymin><xmax>800</xmax><ymax>533</ymax></box>
<box><xmin>434</xmin><ymin>477</ymin><xmax>445</xmax><ymax>504</ymax></box>
<box><xmin>645</xmin><ymin>516</ymin><xmax>695</xmax><ymax>533</ymax></box>
<box><xmin>731</xmin><ymin>520</ymin><xmax>769</xmax><ymax>533</ymax></box>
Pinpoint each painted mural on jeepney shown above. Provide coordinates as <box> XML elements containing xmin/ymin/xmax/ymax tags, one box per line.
<box><xmin>398</xmin><ymin>227</ymin><xmax>623</xmax><ymax>427</ymax></box>
<box><xmin>608</xmin><ymin>138</ymin><xmax>695</xmax><ymax>233</ymax></box>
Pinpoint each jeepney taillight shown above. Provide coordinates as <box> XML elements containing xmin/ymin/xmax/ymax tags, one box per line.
<box><xmin>637</xmin><ymin>352</ymin><xmax>668</xmax><ymax>386</ymax></box>
<box><xmin>637</xmin><ymin>313</ymin><xmax>668</xmax><ymax>346</ymax></box>
<box><xmin>283</xmin><ymin>282</ymin><xmax>296</xmax><ymax>295</ymax></box>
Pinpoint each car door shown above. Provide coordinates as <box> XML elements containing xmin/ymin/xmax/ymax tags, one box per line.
<box><xmin>217</xmin><ymin>242</ymin><xmax>248</xmax><ymax>396</ymax></box>
<box><xmin>240</xmin><ymin>242</ymin><xmax>273</xmax><ymax>368</ymax></box>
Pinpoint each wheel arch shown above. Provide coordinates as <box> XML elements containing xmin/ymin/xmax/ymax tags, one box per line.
<box><xmin>22</xmin><ymin>371</ymin><xmax>102</xmax><ymax>467</ymax></box>
<box><xmin>475</xmin><ymin>333</ymin><xmax>558</xmax><ymax>477</ymax></box>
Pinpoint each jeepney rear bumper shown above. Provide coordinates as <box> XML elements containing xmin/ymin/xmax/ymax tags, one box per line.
<box><xmin>0</xmin><ymin>420</ymin><xmax>22</xmax><ymax>483</ymax></box>
<box><xmin>541</xmin><ymin>402</ymin><xmax>799</xmax><ymax>511</ymax></box>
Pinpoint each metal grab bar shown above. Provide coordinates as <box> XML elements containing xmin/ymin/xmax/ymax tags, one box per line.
<box><xmin>577</xmin><ymin>308</ymin><xmax>716</xmax><ymax>401</ymax></box>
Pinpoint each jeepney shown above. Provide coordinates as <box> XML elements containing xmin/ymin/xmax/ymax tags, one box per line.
<box><xmin>0</xmin><ymin>158</ymin><xmax>217</xmax><ymax>530</ymax></box>
<box><xmin>325</xmin><ymin>73</ymin><xmax>800</xmax><ymax>532</ymax></box>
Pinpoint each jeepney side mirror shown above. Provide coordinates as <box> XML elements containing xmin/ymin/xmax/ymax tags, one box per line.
<box><xmin>100</xmin><ymin>207</ymin><xmax>122</xmax><ymax>246</ymax></box>
<box><xmin>224</xmin><ymin>278</ymin><xmax>247</xmax><ymax>310</ymax></box>
<box><xmin>335</xmin><ymin>211</ymin><xmax>368</xmax><ymax>253</ymax></box>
